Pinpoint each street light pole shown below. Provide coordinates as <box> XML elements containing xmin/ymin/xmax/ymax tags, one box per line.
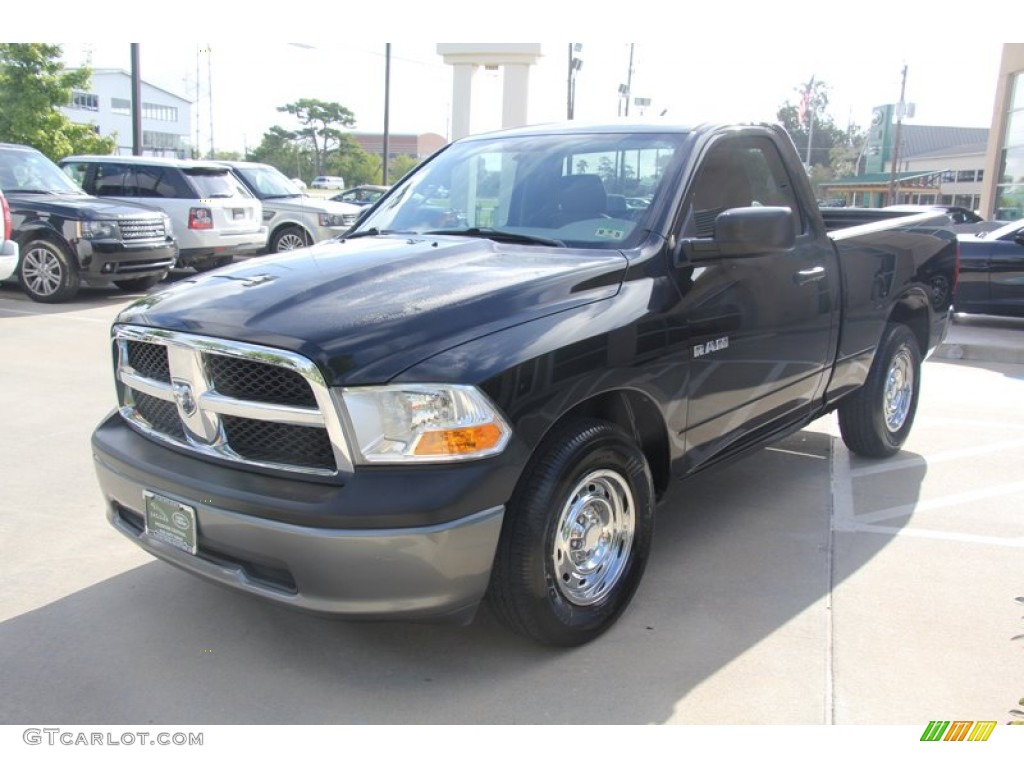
<box><xmin>887</xmin><ymin>64</ymin><xmax>909</xmax><ymax>205</ymax></box>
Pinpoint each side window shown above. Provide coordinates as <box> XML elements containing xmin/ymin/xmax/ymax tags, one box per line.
<box><xmin>94</xmin><ymin>163</ymin><xmax>134</xmax><ymax>197</ymax></box>
<box><xmin>682</xmin><ymin>136</ymin><xmax>802</xmax><ymax>238</ymax></box>
<box><xmin>135</xmin><ymin>166</ymin><xmax>191</xmax><ymax>198</ymax></box>
<box><xmin>62</xmin><ymin>162</ymin><xmax>89</xmax><ymax>189</ymax></box>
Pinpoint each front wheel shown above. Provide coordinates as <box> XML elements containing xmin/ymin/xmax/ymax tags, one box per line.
<box><xmin>839</xmin><ymin>323</ymin><xmax>921</xmax><ymax>458</ymax></box>
<box><xmin>271</xmin><ymin>226</ymin><xmax>311</xmax><ymax>253</ymax></box>
<box><xmin>19</xmin><ymin>238</ymin><xmax>81</xmax><ymax>303</ymax></box>
<box><xmin>488</xmin><ymin>418</ymin><xmax>654</xmax><ymax>646</ymax></box>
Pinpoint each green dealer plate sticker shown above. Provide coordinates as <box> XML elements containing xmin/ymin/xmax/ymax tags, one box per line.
<box><xmin>144</xmin><ymin>491</ymin><xmax>197</xmax><ymax>555</ymax></box>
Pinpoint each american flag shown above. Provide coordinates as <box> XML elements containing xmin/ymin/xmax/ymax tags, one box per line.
<box><xmin>798</xmin><ymin>76</ymin><xmax>815</xmax><ymax>128</ymax></box>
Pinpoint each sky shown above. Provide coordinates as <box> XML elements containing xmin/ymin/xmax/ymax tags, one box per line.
<box><xmin>2</xmin><ymin>1</ymin><xmax>1010</xmax><ymax>156</ymax></box>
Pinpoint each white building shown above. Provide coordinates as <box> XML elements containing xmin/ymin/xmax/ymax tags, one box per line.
<box><xmin>60</xmin><ymin>69</ymin><xmax>192</xmax><ymax>158</ymax></box>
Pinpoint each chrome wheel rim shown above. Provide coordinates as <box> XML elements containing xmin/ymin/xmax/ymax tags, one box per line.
<box><xmin>884</xmin><ymin>347</ymin><xmax>914</xmax><ymax>432</ymax></box>
<box><xmin>22</xmin><ymin>246</ymin><xmax>63</xmax><ymax>297</ymax></box>
<box><xmin>551</xmin><ymin>469</ymin><xmax>635</xmax><ymax>606</ymax></box>
<box><xmin>276</xmin><ymin>231</ymin><xmax>307</xmax><ymax>251</ymax></box>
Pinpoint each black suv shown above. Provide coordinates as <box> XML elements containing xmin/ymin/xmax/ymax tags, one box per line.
<box><xmin>0</xmin><ymin>143</ymin><xmax>178</xmax><ymax>303</ymax></box>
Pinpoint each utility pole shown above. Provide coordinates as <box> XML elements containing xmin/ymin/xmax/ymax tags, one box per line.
<box><xmin>887</xmin><ymin>64</ymin><xmax>909</xmax><ymax>205</ymax></box>
<box><xmin>206</xmin><ymin>44</ymin><xmax>214</xmax><ymax>158</ymax></box>
<box><xmin>383</xmin><ymin>44</ymin><xmax>391</xmax><ymax>185</ymax></box>
<box><xmin>623</xmin><ymin>43</ymin><xmax>635</xmax><ymax>117</ymax></box>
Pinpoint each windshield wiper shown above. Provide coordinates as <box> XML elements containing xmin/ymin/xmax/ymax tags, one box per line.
<box><xmin>4</xmin><ymin>188</ymin><xmax>56</xmax><ymax>194</ymax></box>
<box><xmin>425</xmin><ymin>227</ymin><xmax>565</xmax><ymax>247</ymax></box>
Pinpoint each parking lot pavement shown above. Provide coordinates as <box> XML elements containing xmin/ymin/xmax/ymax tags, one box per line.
<box><xmin>1</xmin><ymin>283</ymin><xmax>1022</xmax><ymax>726</ymax></box>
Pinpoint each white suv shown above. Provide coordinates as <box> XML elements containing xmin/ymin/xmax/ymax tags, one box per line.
<box><xmin>217</xmin><ymin>161</ymin><xmax>362</xmax><ymax>252</ymax></box>
<box><xmin>61</xmin><ymin>155</ymin><xmax>267</xmax><ymax>271</ymax></box>
<box><xmin>310</xmin><ymin>175</ymin><xmax>345</xmax><ymax>190</ymax></box>
<box><xmin>0</xmin><ymin>187</ymin><xmax>18</xmax><ymax>282</ymax></box>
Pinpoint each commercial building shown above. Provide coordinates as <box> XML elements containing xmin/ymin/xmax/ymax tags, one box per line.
<box><xmin>980</xmin><ymin>44</ymin><xmax>1024</xmax><ymax>221</ymax></box>
<box><xmin>59</xmin><ymin>69</ymin><xmax>192</xmax><ymax>158</ymax></box>
<box><xmin>348</xmin><ymin>132</ymin><xmax>447</xmax><ymax>163</ymax></box>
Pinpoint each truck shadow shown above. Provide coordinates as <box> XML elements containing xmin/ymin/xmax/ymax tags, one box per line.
<box><xmin>0</xmin><ymin>428</ymin><xmax>922</xmax><ymax>725</ymax></box>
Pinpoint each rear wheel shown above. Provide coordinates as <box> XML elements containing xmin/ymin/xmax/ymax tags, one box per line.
<box><xmin>19</xmin><ymin>238</ymin><xmax>80</xmax><ymax>303</ymax></box>
<box><xmin>488</xmin><ymin>418</ymin><xmax>654</xmax><ymax>646</ymax></box>
<box><xmin>839</xmin><ymin>323</ymin><xmax>921</xmax><ymax>458</ymax></box>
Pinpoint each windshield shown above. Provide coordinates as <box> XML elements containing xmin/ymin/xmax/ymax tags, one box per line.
<box><xmin>354</xmin><ymin>130</ymin><xmax>687</xmax><ymax>249</ymax></box>
<box><xmin>235</xmin><ymin>165</ymin><xmax>303</xmax><ymax>198</ymax></box>
<box><xmin>0</xmin><ymin>147</ymin><xmax>87</xmax><ymax>195</ymax></box>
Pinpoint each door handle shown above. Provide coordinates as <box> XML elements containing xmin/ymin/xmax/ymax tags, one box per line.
<box><xmin>794</xmin><ymin>265</ymin><xmax>826</xmax><ymax>285</ymax></box>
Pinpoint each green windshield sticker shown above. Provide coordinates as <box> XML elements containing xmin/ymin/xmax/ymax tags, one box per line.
<box><xmin>594</xmin><ymin>227</ymin><xmax>626</xmax><ymax>240</ymax></box>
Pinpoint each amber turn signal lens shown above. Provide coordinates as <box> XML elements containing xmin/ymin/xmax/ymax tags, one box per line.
<box><xmin>413</xmin><ymin>423</ymin><xmax>505</xmax><ymax>456</ymax></box>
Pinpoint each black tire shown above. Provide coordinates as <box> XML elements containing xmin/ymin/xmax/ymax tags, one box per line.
<box><xmin>488</xmin><ymin>418</ymin><xmax>655</xmax><ymax>646</ymax></box>
<box><xmin>113</xmin><ymin>274</ymin><xmax>165</xmax><ymax>292</ymax></box>
<box><xmin>838</xmin><ymin>323</ymin><xmax>921</xmax><ymax>458</ymax></box>
<box><xmin>270</xmin><ymin>226</ymin><xmax>311</xmax><ymax>253</ymax></box>
<box><xmin>18</xmin><ymin>238</ymin><xmax>81</xmax><ymax>303</ymax></box>
<box><xmin>192</xmin><ymin>256</ymin><xmax>233</xmax><ymax>272</ymax></box>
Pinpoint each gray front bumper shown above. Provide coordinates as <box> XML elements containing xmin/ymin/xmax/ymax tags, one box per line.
<box><xmin>96</xmin><ymin>454</ymin><xmax>504</xmax><ymax>623</ymax></box>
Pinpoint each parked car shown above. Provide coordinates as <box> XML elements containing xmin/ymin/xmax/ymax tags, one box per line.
<box><xmin>215</xmin><ymin>161</ymin><xmax>362</xmax><ymax>252</ymax></box>
<box><xmin>91</xmin><ymin>119</ymin><xmax>958</xmax><ymax>646</ymax></box>
<box><xmin>0</xmin><ymin>187</ymin><xmax>18</xmax><ymax>283</ymax></box>
<box><xmin>60</xmin><ymin>155</ymin><xmax>267</xmax><ymax>272</ymax></box>
<box><xmin>954</xmin><ymin>219</ymin><xmax>1024</xmax><ymax>317</ymax></box>
<box><xmin>310</xmin><ymin>175</ymin><xmax>345</xmax><ymax>190</ymax></box>
<box><xmin>331</xmin><ymin>185</ymin><xmax>389</xmax><ymax>207</ymax></box>
<box><xmin>0</xmin><ymin>143</ymin><xmax>176</xmax><ymax>302</ymax></box>
<box><xmin>884</xmin><ymin>205</ymin><xmax>1005</xmax><ymax>234</ymax></box>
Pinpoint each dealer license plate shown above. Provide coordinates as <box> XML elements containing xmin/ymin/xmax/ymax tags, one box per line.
<box><xmin>144</xmin><ymin>491</ymin><xmax>197</xmax><ymax>555</ymax></box>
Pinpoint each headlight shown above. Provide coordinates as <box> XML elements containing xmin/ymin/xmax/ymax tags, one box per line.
<box><xmin>162</xmin><ymin>213</ymin><xmax>174</xmax><ymax>236</ymax></box>
<box><xmin>319</xmin><ymin>212</ymin><xmax>349</xmax><ymax>227</ymax></box>
<box><xmin>340</xmin><ymin>384</ymin><xmax>510</xmax><ymax>463</ymax></box>
<box><xmin>80</xmin><ymin>220</ymin><xmax>120</xmax><ymax>240</ymax></box>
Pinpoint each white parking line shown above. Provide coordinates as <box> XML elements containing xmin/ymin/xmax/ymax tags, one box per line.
<box><xmin>831</xmin><ymin>436</ymin><xmax>1024</xmax><ymax>547</ymax></box>
<box><xmin>851</xmin><ymin>437</ymin><xmax>1024</xmax><ymax>477</ymax></box>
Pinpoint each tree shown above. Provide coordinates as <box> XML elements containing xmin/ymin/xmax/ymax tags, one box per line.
<box><xmin>388</xmin><ymin>155</ymin><xmax>418</xmax><ymax>183</ymax></box>
<box><xmin>0</xmin><ymin>43</ymin><xmax>116</xmax><ymax>160</ymax></box>
<box><xmin>777</xmin><ymin>80</ymin><xmax>864</xmax><ymax>176</ymax></box>
<box><xmin>277</xmin><ymin>99</ymin><xmax>356</xmax><ymax>177</ymax></box>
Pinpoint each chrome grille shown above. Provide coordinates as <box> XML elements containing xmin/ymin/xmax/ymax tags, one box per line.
<box><xmin>113</xmin><ymin>325</ymin><xmax>352</xmax><ymax>476</ymax></box>
<box><xmin>120</xmin><ymin>216</ymin><xmax>167</xmax><ymax>241</ymax></box>
<box><xmin>206</xmin><ymin>356</ymin><xmax>316</xmax><ymax>407</ymax></box>
<box><xmin>341</xmin><ymin>213</ymin><xmax>359</xmax><ymax>227</ymax></box>
<box><xmin>221</xmin><ymin>417</ymin><xmax>335</xmax><ymax>470</ymax></box>
<box><xmin>126</xmin><ymin>340</ymin><xmax>170</xmax><ymax>383</ymax></box>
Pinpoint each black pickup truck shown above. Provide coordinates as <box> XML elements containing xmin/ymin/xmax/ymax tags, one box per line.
<box><xmin>91</xmin><ymin>121</ymin><xmax>958</xmax><ymax>646</ymax></box>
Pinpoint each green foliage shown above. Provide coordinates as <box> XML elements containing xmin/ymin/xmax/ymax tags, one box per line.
<box><xmin>0</xmin><ymin>43</ymin><xmax>116</xmax><ymax>160</ymax></box>
<box><xmin>249</xmin><ymin>108</ymin><xmax>397</xmax><ymax>188</ymax></box>
<box><xmin>277</xmin><ymin>98</ymin><xmax>356</xmax><ymax>177</ymax></box>
<box><xmin>388</xmin><ymin>155</ymin><xmax>418</xmax><ymax>183</ymax></box>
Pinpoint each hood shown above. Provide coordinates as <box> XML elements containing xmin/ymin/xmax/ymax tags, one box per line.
<box><xmin>7</xmin><ymin>192</ymin><xmax>165</xmax><ymax>221</ymax></box>
<box><xmin>263</xmin><ymin>195</ymin><xmax>361</xmax><ymax>216</ymax></box>
<box><xmin>117</xmin><ymin>234</ymin><xmax>627</xmax><ymax>385</ymax></box>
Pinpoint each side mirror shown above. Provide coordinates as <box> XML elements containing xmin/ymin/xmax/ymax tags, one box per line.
<box><xmin>678</xmin><ymin>206</ymin><xmax>796</xmax><ymax>263</ymax></box>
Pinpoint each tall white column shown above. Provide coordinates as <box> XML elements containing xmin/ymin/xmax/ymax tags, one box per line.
<box><xmin>451</xmin><ymin>63</ymin><xmax>477</xmax><ymax>141</ymax></box>
<box><xmin>502</xmin><ymin>63</ymin><xmax>531</xmax><ymax>130</ymax></box>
